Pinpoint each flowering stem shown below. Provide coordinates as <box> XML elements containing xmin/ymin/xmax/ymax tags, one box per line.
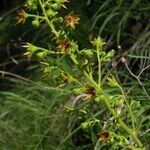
<box><xmin>83</xmin><ymin>70</ymin><xmax>143</xmax><ymax>148</ymax></box>
<box><xmin>96</xmin><ymin>45</ymin><xmax>101</xmax><ymax>87</ymax></box>
<box><xmin>38</xmin><ymin>0</ymin><xmax>59</xmax><ymax>37</ymax></box>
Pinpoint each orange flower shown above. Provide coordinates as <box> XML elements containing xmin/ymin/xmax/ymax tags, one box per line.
<box><xmin>65</xmin><ymin>13</ymin><xmax>80</xmax><ymax>28</ymax></box>
<box><xmin>16</xmin><ymin>10</ymin><xmax>27</xmax><ymax>24</ymax></box>
<box><xmin>57</xmin><ymin>40</ymin><xmax>70</xmax><ymax>53</ymax></box>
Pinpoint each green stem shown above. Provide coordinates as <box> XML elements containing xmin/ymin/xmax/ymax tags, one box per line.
<box><xmin>119</xmin><ymin>85</ymin><xmax>136</xmax><ymax>131</ymax></box>
<box><xmin>96</xmin><ymin>45</ymin><xmax>101</xmax><ymax>86</ymax></box>
<box><xmin>84</xmin><ymin>71</ymin><xmax>100</xmax><ymax>90</ymax></box>
<box><xmin>27</xmin><ymin>14</ymin><xmax>45</xmax><ymax>20</ymax></box>
<box><xmin>117</xmin><ymin>118</ymin><xmax>142</xmax><ymax>147</ymax></box>
<box><xmin>38</xmin><ymin>0</ymin><xmax>59</xmax><ymax>37</ymax></box>
<box><xmin>84</xmin><ymin>71</ymin><xmax>143</xmax><ymax>148</ymax></box>
<box><xmin>37</xmin><ymin>46</ymin><xmax>64</xmax><ymax>54</ymax></box>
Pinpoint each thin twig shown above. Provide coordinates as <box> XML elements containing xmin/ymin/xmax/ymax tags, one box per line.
<box><xmin>124</xmin><ymin>62</ymin><xmax>150</xmax><ymax>100</ymax></box>
<box><xmin>138</xmin><ymin>64</ymin><xmax>150</xmax><ymax>78</ymax></box>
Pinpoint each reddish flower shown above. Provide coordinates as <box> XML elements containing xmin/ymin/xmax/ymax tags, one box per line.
<box><xmin>65</xmin><ymin>13</ymin><xmax>80</xmax><ymax>28</ymax></box>
<box><xmin>16</xmin><ymin>10</ymin><xmax>27</xmax><ymax>24</ymax></box>
<box><xmin>57</xmin><ymin>40</ymin><xmax>70</xmax><ymax>53</ymax></box>
<box><xmin>98</xmin><ymin>130</ymin><xmax>110</xmax><ymax>143</ymax></box>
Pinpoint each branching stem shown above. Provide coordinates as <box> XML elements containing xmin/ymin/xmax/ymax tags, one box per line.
<box><xmin>38</xmin><ymin>0</ymin><xmax>59</xmax><ymax>37</ymax></box>
<box><xmin>83</xmin><ymin>70</ymin><xmax>143</xmax><ymax>148</ymax></box>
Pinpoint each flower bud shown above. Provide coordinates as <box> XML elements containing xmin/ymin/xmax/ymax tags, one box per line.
<box><xmin>25</xmin><ymin>0</ymin><xmax>37</xmax><ymax>10</ymax></box>
<box><xmin>80</xmin><ymin>49</ymin><xmax>93</xmax><ymax>58</ymax></box>
<box><xmin>32</xmin><ymin>18</ymin><xmax>39</xmax><ymax>27</ymax></box>
<box><xmin>107</xmin><ymin>75</ymin><xmax>120</xmax><ymax>87</ymax></box>
<box><xmin>47</xmin><ymin>9</ymin><xmax>58</xmax><ymax>17</ymax></box>
<box><xmin>36</xmin><ymin>51</ymin><xmax>47</xmax><ymax>58</ymax></box>
<box><xmin>90</xmin><ymin>36</ymin><xmax>106</xmax><ymax>50</ymax></box>
<box><xmin>121</xmin><ymin>57</ymin><xmax>126</xmax><ymax>63</ymax></box>
<box><xmin>51</xmin><ymin>3</ymin><xmax>60</xmax><ymax>10</ymax></box>
<box><xmin>22</xmin><ymin>43</ymin><xmax>38</xmax><ymax>53</ymax></box>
